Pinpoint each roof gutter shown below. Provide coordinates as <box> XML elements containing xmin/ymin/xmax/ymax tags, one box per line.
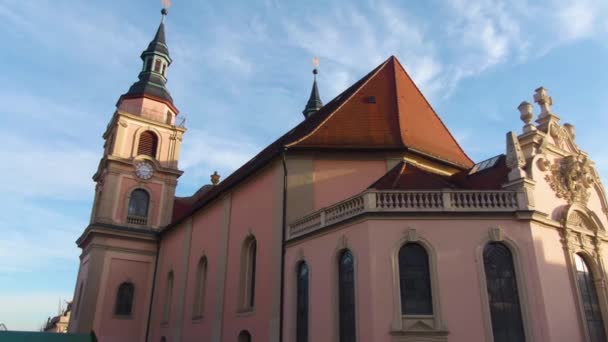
<box><xmin>279</xmin><ymin>147</ymin><xmax>288</xmax><ymax>342</ymax></box>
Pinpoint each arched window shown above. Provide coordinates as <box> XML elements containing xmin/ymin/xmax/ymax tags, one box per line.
<box><xmin>240</xmin><ymin>236</ymin><xmax>257</xmax><ymax>310</ymax></box>
<box><xmin>127</xmin><ymin>189</ymin><xmax>150</xmax><ymax>225</ymax></box>
<box><xmin>574</xmin><ymin>254</ymin><xmax>608</xmax><ymax>342</ymax></box>
<box><xmin>163</xmin><ymin>271</ymin><xmax>174</xmax><ymax>323</ymax></box>
<box><xmin>114</xmin><ymin>282</ymin><xmax>134</xmax><ymax>316</ymax></box>
<box><xmin>238</xmin><ymin>330</ymin><xmax>252</xmax><ymax>342</ymax></box>
<box><xmin>296</xmin><ymin>261</ymin><xmax>309</xmax><ymax>342</ymax></box>
<box><xmin>137</xmin><ymin>131</ymin><xmax>158</xmax><ymax>158</ymax></box>
<box><xmin>483</xmin><ymin>242</ymin><xmax>526</xmax><ymax>342</ymax></box>
<box><xmin>338</xmin><ymin>249</ymin><xmax>356</xmax><ymax>342</ymax></box>
<box><xmin>154</xmin><ymin>59</ymin><xmax>162</xmax><ymax>73</ymax></box>
<box><xmin>399</xmin><ymin>243</ymin><xmax>433</xmax><ymax>315</ymax></box>
<box><xmin>192</xmin><ymin>256</ymin><xmax>207</xmax><ymax>319</ymax></box>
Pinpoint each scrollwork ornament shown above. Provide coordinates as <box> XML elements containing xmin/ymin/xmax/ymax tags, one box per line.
<box><xmin>545</xmin><ymin>155</ymin><xmax>594</xmax><ymax>204</ymax></box>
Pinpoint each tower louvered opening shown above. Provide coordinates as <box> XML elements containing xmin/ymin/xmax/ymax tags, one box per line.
<box><xmin>137</xmin><ymin>131</ymin><xmax>158</xmax><ymax>158</ymax></box>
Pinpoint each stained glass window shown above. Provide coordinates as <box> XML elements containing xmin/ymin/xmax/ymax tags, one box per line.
<box><xmin>339</xmin><ymin>250</ymin><xmax>356</xmax><ymax>342</ymax></box>
<box><xmin>483</xmin><ymin>242</ymin><xmax>526</xmax><ymax>342</ymax></box>
<box><xmin>296</xmin><ymin>261</ymin><xmax>309</xmax><ymax>342</ymax></box>
<box><xmin>399</xmin><ymin>243</ymin><xmax>433</xmax><ymax>315</ymax></box>
<box><xmin>114</xmin><ymin>282</ymin><xmax>134</xmax><ymax>316</ymax></box>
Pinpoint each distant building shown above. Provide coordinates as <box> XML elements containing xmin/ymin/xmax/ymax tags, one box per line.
<box><xmin>44</xmin><ymin>303</ymin><xmax>71</xmax><ymax>333</ymax></box>
<box><xmin>67</xmin><ymin>5</ymin><xmax>608</xmax><ymax>342</ymax></box>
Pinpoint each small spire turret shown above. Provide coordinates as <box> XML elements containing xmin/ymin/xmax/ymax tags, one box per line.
<box><xmin>302</xmin><ymin>57</ymin><xmax>323</xmax><ymax>119</ymax></box>
<box><xmin>121</xmin><ymin>5</ymin><xmax>174</xmax><ymax>106</ymax></box>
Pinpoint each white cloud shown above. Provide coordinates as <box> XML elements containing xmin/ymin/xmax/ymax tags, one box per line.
<box><xmin>555</xmin><ymin>1</ymin><xmax>598</xmax><ymax>40</ymax></box>
<box><xmin>179</xmin><ymin>128</ymin><xmax>260</xmax><ymax>191</ymax></box>
<box><xmin>0</xmin><ymin>133</ymin><xmax>98</xmax><ymax>201</ymax></box>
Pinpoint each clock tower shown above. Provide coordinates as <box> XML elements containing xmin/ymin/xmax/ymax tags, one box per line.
<box><xmin>68</xmin><ymin>8</ymin><xmax>185</xmax><ymax>340</ymax></box>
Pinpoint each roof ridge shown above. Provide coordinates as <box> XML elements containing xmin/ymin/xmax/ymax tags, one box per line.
<box><xmin>285</xmin><ymin>57</ymin><xmax>392</xmax><ymax>147</ymax></box>
<box><xmin>389</xmin><ymin>56</ymin><xmax>406</xmax><ymax>149</ymax></box>
<box><xmin>391</xmin><ymin>57</ymin><xmax>473</xmax><ymax>166</ymax></box>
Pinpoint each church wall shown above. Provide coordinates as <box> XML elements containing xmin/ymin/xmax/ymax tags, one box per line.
<box><xmin>312</xmin><ymin>158</ymin><xmax>387</xmax><ymax>210</ymax></box>
<box><xmin>180</xmin><ymin>200</ymin><xmax>225</xmax><ymax>342</ymax></box>
<box><xmin>530</xmin><ymin>223</ymin><xmax>584</xmax><ymax>342</ymax></box>
<box><xmin>283</xmin><ymin>219</ymin><xmax>373</xmax><ymax>342</ymax></box>
<box><xmin>220</xmin><ymin>162</ymin><xmax>283</xmax><ymax>342</ymax></box>
<box><xmin>96</xmin><ymin>255</ymin><xmax>154</xmax><ymax>342</ymax></box>
<box><xmin>149</xmin><ymin>221</ymin><xmax>188</xmax><ymax>342</ymax></box>
<box><xmin>284</xmin><ymin>217</ymin><xmax>555</xmax><ymax>342</ymax></box>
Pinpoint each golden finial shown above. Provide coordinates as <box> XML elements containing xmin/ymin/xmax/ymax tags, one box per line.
<box><xmin>210</xmin><ymin>171</ymin><xmax>220</xmax><ymax>185</ymax></box>
<box><xmin>161</xmin><ymin>0</ymin><xmax>171</xmax><ymax>18</ymax></box>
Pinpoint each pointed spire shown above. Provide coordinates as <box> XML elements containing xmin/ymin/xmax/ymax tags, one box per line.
<box><xmin>302</xmin><ymin>57</ymin><xmax>323</xmax><ymax>119</ymax></box>
<box><xmin>121</xmin><ymin>7</ymin><xmax>174</xmax><ymax>106</ymax></box>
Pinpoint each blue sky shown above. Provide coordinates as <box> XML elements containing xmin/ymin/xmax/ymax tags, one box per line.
<box><xmin>1</xmin><ymin>0</ymin><xmax>607</xmax><ymax>331</ymax></box>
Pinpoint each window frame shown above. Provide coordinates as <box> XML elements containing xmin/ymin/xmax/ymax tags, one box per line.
<box><xmin>136</xmin><ymin>130</ymin><xmax>159</xmax><ymax>159</ymax></box>
<box><xmin>390</xmin><ymin>234</ymin><xmax>445</xmax><ymax>337</ymax></box>
<box><xmin>126</xmin><ymin>188</ymin><xmax>151</xmax><ymax>225</ymax></box>
<box><xmin>337</xmin><ymin>249</ymin><xmax>356</xmax><ymax>342</ymax></box>
<box><xmin>572</xmin><ymin>252</ymin><xmax>608</xmax><ymax>342</ymax></box>
<box><xmin>113</xmin><ymin>281</ymin><xmax>135</xmax><ymax>317</ymax></box>
<box><xmin>296</xmin><ymin>260</ymin><xmax>309</xmax><ymax>342</ymax></box>
<box><xmin>238</xmin><ymin>235</ymin><xmax>257</xmax><ymax>312</ymax></box>
<box><xmin>192</xmin><ymin>256</ymin><xmax>208</xmax><ymax>320</ymax></box>
<box><xmin>162</xmin><ymin>271</ymin><xmax>174</xmax><ymax>324</ymax></box>
<box><xmin>476</xmin><ymin>234</ymin><xmax>533</xmax><ymax>342</ymax></box>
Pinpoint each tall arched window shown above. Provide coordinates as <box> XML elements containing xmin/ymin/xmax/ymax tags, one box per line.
<box><xmin>296</xmin><ymin>261</ymin><xmax>309</xmax><ymax>342</ymax></box>
<box><xmin>574</xmin><ymin>254</ymin><xmax>608</xmax><ymax>342</ymax></box>
<box><xmin>192</xmin><ymin>256</ymin><xmax>207</xmax><ymax>319</ymax></box>
<box><xmin>338</xmin><ymin>249</ymin><xmax>356</xmax><ymax>342</ymax></box>
<box><xmin>240</xmin><ymin>236</ymin><xmax>257</xmax><ymax>310</ymax></box>
<box><xmin>163</xmin><ymin>271</ymin><xmax>174</xmax><ymax>323</ymax></box>
<box><xmin>114</xmin><ymin>282</ymin><xmax>135</xmax><ymax>316</ymax></box>
<box><xmin>483</xmin><ymin>242</ymin><xmax>526</xmax><ymax>342</ymax></box>
<box><xmin>137</xmin><ymin>131</ymin><xmax>158</xmax><ymax>158</ymax></box>
<box><xmin>238</xmin><ymin>330</ymin><xmax>252</xmax><ymax>342</ymax></box>
<box><xmin>399</xmin><ymin>243</ymin><xmax>433</xmax><ymax>315</ymax></box>
<box><xmin>127</xmin><ymin>189</ymin><xmax>150</xmax><ymax>225</ymax></box>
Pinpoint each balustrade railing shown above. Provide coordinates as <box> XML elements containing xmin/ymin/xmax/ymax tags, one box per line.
<box><xmin>127</xmin><ymin>215</ymin><xmax>148</xmax><ymax>225</ymax></box>
<box><xmin>288</xmin><ymin>190</ymin><xmax>524</xmax><ymax>239</ymax></box>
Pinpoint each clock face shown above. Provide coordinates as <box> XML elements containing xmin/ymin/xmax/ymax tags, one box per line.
<box><xmin>135</xmin><ymin>161</ymin><xmax>154</xmax><ymax>180</ymax></box>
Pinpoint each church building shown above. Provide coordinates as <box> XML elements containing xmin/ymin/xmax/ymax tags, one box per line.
<box><xmin>68</xmin><ymin>8</ymin><xmax>608</xmax><ymax>342</ymax></box>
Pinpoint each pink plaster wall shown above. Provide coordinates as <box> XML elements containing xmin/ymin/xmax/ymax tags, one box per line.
<box><xmin>313</xmin><ymin>159</ymin><xmax>386</xmax><ymax>210</ymax></box>
<box><xmin>96</xmin><ymin>258</ymin><xmax>153</xmax><ymax>342</ymax></box>
<box><xmin>283</xmin><ymin>218</ymin><xmax>557</xmax><ymax>342</ymax></box>
<box><xmin>180</xmin><ymin>201</ymin><xmax>224</xmax><ymax>342</ymax></box>
<box><xmin>221</xmin><ymin>164</ymin><xmax>281</xmax><ymax>341</ymax></box>
<box><xmin>150</xmin><ymin>224</ymin><xmax>187</xmax><ymax>342</ymax></box>
<box><xmin>530</xmin><ymin>224</ymin><xmax>585</xmax><ymax>342</ymax></box>
<box><xmin>119</xmin><ymin>97</ymin><xmax>175</xmax><ymax>124</ymax></box>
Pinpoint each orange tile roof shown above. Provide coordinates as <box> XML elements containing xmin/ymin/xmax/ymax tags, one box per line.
<box><xmin>168</xmin><ymin>56</ymin><xmax>473</xmax><ymax>228</ymax></box>
<box><xmin>287</xmin><ymin>56</ymin><xmax>473</xmax><ymax>168</ymax></box>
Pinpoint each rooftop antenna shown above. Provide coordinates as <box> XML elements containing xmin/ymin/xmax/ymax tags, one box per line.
<box><xmin>161</xmin><ymin>0</ymin><xmax>171</xmax><ymax>22</ymax></box>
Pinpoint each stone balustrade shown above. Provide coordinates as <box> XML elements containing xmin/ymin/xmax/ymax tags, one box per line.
<box><xmin>289</xmin><ymin>190</ymin><xmax>526</xmax><ymax>239</ymax></box>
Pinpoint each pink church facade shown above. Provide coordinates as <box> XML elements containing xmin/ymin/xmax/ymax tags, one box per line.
<box><xmin>68</xmin><ymin>9</ymin><xmax>608</xmax><ymax>342</ymax></box>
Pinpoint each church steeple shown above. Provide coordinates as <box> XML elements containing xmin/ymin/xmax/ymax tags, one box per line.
<box><xmin>121</xmin><ymin>8</ymin><xmax>174</xmax><ymax>107</ymax></box>
<box><xmin>302</xmin><ymin>57</ymin><xmax>323</xmax><ymax>119</ymax></box>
